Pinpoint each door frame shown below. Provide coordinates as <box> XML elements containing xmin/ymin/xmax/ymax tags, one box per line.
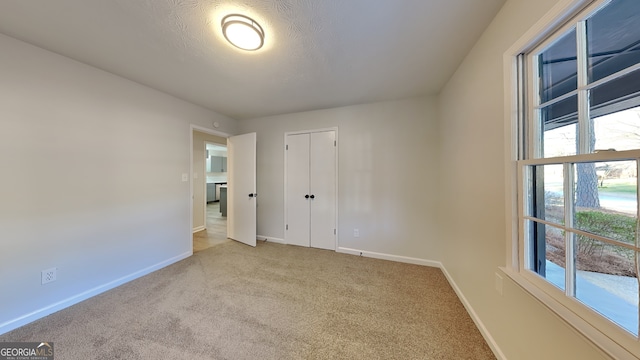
<box><xmin>283</xmin><ymin>127</ymin><xmax>339</xmax><ymax>250</ymax></box>
<box><xmin>190</xmin><ymin>124</ymin><xmax>230</xmax><ymax>252</ymax></box>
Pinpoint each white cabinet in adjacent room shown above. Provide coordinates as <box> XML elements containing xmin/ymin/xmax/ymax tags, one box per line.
<box><xmin>285</xmin><ymin>130</ymin><xmax>337</xmax><ymax>250</ymax></box>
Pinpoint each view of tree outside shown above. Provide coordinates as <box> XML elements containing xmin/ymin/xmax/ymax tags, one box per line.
<box><xmin>544</xmin><ymin>107</ymin><xmax>640</xmax><ymax>212</ymax></box>
<box><xmin>542</xmin><ymin>106</ymin><xmax>639</xmax><ymax>278</ymax></box>
<box><xmin>576</xmin><ymin>116</ymin><xmax>600</xmax><ymax>209</ymax></box>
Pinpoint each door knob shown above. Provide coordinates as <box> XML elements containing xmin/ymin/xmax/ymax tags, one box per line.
<box><xmin>248</xmin><ymin>193</ymin><xmax>255</xmax><ymax>197</ymax></box>
<box><xmin>310</xmin><ymin>194</ymin><xmax>315</xmax><ymax>199</ymax></box>
<box><xmin>305</xmin><ymin>194</ymin><xmax>310</xmax><ymax>199</ymax></box>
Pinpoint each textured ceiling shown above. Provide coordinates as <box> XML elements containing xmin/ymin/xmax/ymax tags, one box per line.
<box><xmin>0</xmin><ymin>0</ymin><xmax>505</xmax><ymax>120</ymax></box>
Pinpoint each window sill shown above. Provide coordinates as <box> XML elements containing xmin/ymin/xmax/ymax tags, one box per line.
<box><xmin>499</xmin><ymin>266</ymin><xmax>639</xmax><ymax>360</ymax></box>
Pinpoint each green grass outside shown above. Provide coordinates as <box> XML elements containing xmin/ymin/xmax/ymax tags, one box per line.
<box><xmin>599</xmin><ymin>181</ymin><xmax>637</xmax><ymax>194</ymax></box>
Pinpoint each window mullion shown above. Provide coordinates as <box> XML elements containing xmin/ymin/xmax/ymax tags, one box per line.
<box><xmin>517</xmin><ymin>54</ymin><xmax>527</xmax><ymax>160</ymax></box>
<box><xmin>529</xmin><ymin>52</ymin><xmax>542</xmax><ymax>159</ymax></box>
<box><xmin>576</xmin><ymin>20</ymin><xmax>591</xmax><ymax>155</ymax></box>
<box><xmin>564</xmin><ymin>162</ymin><xmax>576</xmax><ymax>296</ymax></box>
<box><xmin>523</xmin><ymin>164</ymin><xmax>538</xmax><ymax>271</ymax></box>
<box><xmin>636</xmin><ymin>158</ymin><xmax>640</xmax><ymax>337</ymax></box>
<box><xmin>636</xmin><ymin>159</ymin><xmax>640</xmax><ymax>252</ymax></box>
<box><xmin>519</xmin><ymin>164</ymin><xmax>530</xmax><ymax>271</ymax></box>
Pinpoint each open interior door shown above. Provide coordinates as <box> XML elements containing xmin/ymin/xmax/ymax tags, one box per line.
<box><xmin>227</xmin><ymin>132</ymin><xmax>257</xmax><ymax>247</ymax></box>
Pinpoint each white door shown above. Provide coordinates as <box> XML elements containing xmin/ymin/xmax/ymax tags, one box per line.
<box><xmin>285</xmin><ymin>130</ymin><xmax>336</xmax><ymax>250</ymax></box>
<box><xmin>285</xmin><ymin>133</ymin><xmax>311</xmax><ymax>247</ymax></box>
<box><xmin>227</xmin><ymin>132</ymin><xmax>257</xmax><ymax>247</ymax></box>
<box><xmin>310</xmin><ymin>131</ymin><xmax>336</xmax><ymax>250</ymax></box>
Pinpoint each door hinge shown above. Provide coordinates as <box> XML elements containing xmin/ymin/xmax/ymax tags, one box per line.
<box><xmin>334</xmin><ymin>229</ymin><xmax>336</xmax><ymax>235</ymax></box>
<box><xmin>286</xmin><ymin>144</ymin><xmax>288</xmax><ymax>150</ymax></box>
<box><xmin>334</xmin><ymin>140</ymin><xmax>336</xmax><ymax>146</ymax></box>
<box><xmin>286</xmin><ymin>224</ymin><xmax>289</xmax><ymax>230</ymax></box>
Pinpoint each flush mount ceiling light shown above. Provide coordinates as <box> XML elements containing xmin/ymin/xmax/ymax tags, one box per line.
<box><xmin>221</xmin><ymin>14</ymin><xmax>265</xmax><ymax>51</ymax></box>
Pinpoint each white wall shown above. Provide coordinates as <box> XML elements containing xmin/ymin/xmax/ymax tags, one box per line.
<box><xmin>437</xmin><ymin>0</ymin><xmax>611</xmax><ymax>359</ymax></box>
<box><xmin>0</xmin><ymin>33</ymin><xmax>236</xmax><ymax>333</ymax></box>
<box><xmin>239</xmin><ymin>97</ymin><xmax>441</xmax><ymax>261</ymax></box>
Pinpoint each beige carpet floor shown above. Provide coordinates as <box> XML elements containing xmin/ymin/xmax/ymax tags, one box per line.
<box><xmin>0</xmin><ymin>241</ymin><xmax>495</xmax><ymax>359</ymax></box>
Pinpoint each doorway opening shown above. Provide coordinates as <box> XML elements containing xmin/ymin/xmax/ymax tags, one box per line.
<box><xmin>191</xmin><ymin>127</ymin><xmax>229</xmax><ymax>253</ymax></box>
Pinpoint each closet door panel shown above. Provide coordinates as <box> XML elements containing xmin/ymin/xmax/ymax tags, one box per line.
<box><xmin>285</xmin><ymin>133</ymin><xmax>310</xmax><ymax>247</ymax></box>
<box><xmin>310</xmin><ymin>131</ymin><xmax>336</xmax><ymax>250</ymax></box>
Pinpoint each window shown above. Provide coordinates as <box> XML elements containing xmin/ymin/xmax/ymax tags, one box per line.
<box><xmin>508</xmin><ymin>0</ymin><xmax>640</xmax><ymax>357</ymax></box>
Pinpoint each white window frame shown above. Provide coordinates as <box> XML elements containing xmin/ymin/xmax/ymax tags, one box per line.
<box><xmin>503</xmin><ymin>0</ymin><xmax>640</xmax><ymax>358</ymax></box>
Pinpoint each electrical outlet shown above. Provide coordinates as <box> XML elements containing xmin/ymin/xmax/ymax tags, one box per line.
<box><xmin>42</xmin><ymin>268</ymin><xmax>57</xmax><ymax>285</ymax></box>
<box><xmin>353</xmin><ymin>228</ymin><xmax>360</xmax><ymax>237</ymax></box>
<box><xmin>495</xmin><ymin>272</ymin><xmax>503</xmax><ymax>296</ymax></box>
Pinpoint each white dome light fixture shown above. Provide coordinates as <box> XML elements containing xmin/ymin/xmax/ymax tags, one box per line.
<box><xmin>221</xmin><ymin>14</ymin><xmax>265</xmax><ymax>51</ymax></box>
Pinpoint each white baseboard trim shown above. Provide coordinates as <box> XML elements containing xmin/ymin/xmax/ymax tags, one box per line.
<box><xmin>439</xmin><ymin>265</ymin><xmax>506</xmax><ymax>360</ymax></box>
<box><xmin>257</xmin><ymin>235</ymin><xmax>285</xmax><ymax>244</ymax></box>
<box><xmin>336</xmin><ymin>246</ymin><xmax>441</xmax><ymax>267</ymax></box>
<box><xmin>192</xmin><ymin>226</ymin><xmax>206</xmax><ymax>233</ymax></box>
<box><xmin>0</xmin><ymin>251</ymin><xmax>192</xmax><ymax>336</ymax></box>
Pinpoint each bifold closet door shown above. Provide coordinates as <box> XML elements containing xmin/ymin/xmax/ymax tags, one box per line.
<box><xmin>285</xmin><ymin>131</ymin><xmax>336</xmax><ymax>250</ymax></box>
<box><xmin>309</xmin><ymin>131</ymin><xmax>336</xmax><ymax>250</ymax></box>
<box><xmin>285</xmin><ymin>133</ymin><xmax>311</xmax><ymax>247</ymax></box>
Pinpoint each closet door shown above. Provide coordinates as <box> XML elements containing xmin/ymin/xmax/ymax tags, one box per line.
<box><xmin>309</xmin><ymin>131</ymin><xmax>336</xmax><ymax>250</ymax></box>
<box><xmin>285</xmin><ymin>133</ymin><xmax>310</xmax><ymax>247</ymax></box>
